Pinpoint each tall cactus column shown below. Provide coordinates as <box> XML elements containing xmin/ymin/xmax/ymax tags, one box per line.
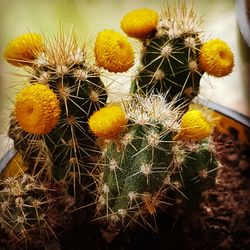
<box><xmin>1</xmin><ymin>28</ymin><xmax>135</xmax><ymax>247</ymax></box>
<box><xmin>100</xmin><ymin>123</ymin><xmax>174</xmax><ymax>229</ymax></box>
<box><xmin>89</xmin><ymin>95</ymin><xmax>180</xmax><ymax>230</ymax></box>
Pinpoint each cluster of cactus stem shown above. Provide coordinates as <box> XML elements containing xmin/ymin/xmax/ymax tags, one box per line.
<box><xmin>1</xmin><ymin>30</ymin><xmax>108</xmax><ymax>246</ymax></box>
<box><xmin>0</xmin><ymin>2</ymin><xmax>234</xmax><ymax>247</ymax></box>
<box><xmin>93</xmin><ymin>4</ymin><xmax>233</xmax><ymax>232</ymax></box>
<box><xmin>94</xmin><ymin>96</ymin><xmax>218</xmax><ymax>232</ymax></box>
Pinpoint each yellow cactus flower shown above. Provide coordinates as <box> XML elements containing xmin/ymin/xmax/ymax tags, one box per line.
<box><xmin>94</xmin><ymin>29</ymin><xmax>134</xmax><ymax>73</ymax></box>
<box><xmin>174</xmin><ymin>109</ymin><xmax>212</xmax><ymax>142</ymax></box>
<box><xmin>88</xmin><ymin>105</ymin><xmax>127</xmax><ymax>139</ymax></box>
<box><xmin>121</xmin><ymin>8</ymin><xmax>159</xmax><ymax>39</ymax></box>
<box><xmin>4</xmin><ymin>33</ymin><xmax>44</xmax><ymax>67</ymax></box>
<box><xmin>199</xmin><ymin>39</ymin><xmax>234</xmax><ymax>77</ymax></box>
<box><xmin>15</xmin><ymin>84</ymin><xmax>60</xmax><ymax>135</ymax></box>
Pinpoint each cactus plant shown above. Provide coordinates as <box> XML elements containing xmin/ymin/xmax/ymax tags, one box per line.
<box><xmin>1</xmin><ymin>26</ymin><xmax>135</xmax><ymax>246</ymax></box>
<box><xmin>4</xmin><ymin>27</ymin><xmax>137</xmax><ymax>189</ymax></box>
<box><xmin>88</xmin><ymin>94</ymin><xmax>219</xmax><ymax>232</ymax></box>
<box><xmin>0</xmin><ymin>1</ymin><xmax>237</xmax><ymax>248</ymax></box>
<box><xmin>85</xmin><ymin>3</ymin><xmax>234</xmax><ymax>233</ymax></box>
<box><xmin>4</xmin><ymin>31</ymin><xmax>109</xmax><ymax>188</ymax></box>
<box><xmin>120</xmin><ymin>6</ymin><xmax>203</xmax><ymax>106</ymax></box>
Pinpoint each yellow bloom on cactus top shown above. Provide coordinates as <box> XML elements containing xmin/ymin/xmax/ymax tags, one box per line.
<box><xmin>4</xmin><ymin>33</ymin><xmax>44</xmax><ymax>67</ymax></box>
<box><xmin>174</xmin><ymin>109</ymin><xmax>212</xmax><ymax>142</ymax></box>
<box><xmin>121</xmin><ymin>8</ymin><xmax>159</xmax><ymax>39</ymax></box>
<box><xmin>94</xmin><ymin>29</ymin><xmax>134</xmax><ymax>73</ymax></box>
<box><xmin>88</xmin><ymin>105</ymin><xmax>127</xmax><ymax>139</ymax></box>
<box><xmin>199</xmin><ymin>39</ymin><xmax>234</xmax><ymax>77</ymax></box>
<box><xmin>15</xmin><ymin>84</ymin><xmax>60</xmax><ymax>135</ymax></box>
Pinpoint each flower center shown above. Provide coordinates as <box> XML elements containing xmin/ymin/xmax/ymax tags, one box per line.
<box><xmin>25</xmin><ymin>104</ymin><xmax>34</xmax><ymax>115</ymax></box>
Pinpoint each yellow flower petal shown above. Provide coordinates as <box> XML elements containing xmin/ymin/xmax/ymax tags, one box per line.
<box><xmin>15</xmin><ymin>84</ymin><xmax>60</xmax><ymax>135</ymax></box>
<box><xmin>4</xmin><ymin>33</ymin><xmax>44</xmax><ymax>67</ymax></box>
<box><xmin>174</xmin><ymin>109</ymin><xmax>212</xmax><ymax>142</ymax></box>
<box><xmin>94</xmin><ymin>29</ymin><xmax>134</xmax><ymax>73</ymax></box>
<box><xmin>88</xmin><ymin>105</ymin><xmax>127</xmax><ymax>139</ymax></box>
<box><xmin>199</xmin><ymin>39</ymin><xmax>234</xmax><ymax>77</ymax></box>
<box><xmin>121</xmin><ymin>8</ymin><xmax>159</xmax><ymax>39</ymax></box>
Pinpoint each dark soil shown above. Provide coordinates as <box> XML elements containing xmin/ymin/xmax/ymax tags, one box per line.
<box><xmin>1</xmin><ymin>131</ymin><xmax>250</xmax><ymax>250</ymax></box>
<box><xmin>196</xmin><ymin>133</ymin><xmax>250</xmax><ymax>250</ymax></box>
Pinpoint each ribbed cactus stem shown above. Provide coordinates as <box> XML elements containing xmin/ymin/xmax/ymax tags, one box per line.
<box><xmin>43</xmin><ymin>65</ymin><xmax>107</xmax><ymax>181</ymax></box>
<box><xmin>132</xmin><ymin>31</ymin><xmax>202</xmax><ymax>106</ymax></box>
<box><xmin>91</xmin><ymin>95</ymin><xmax>220</xmax><ymax>233</ymax></box>
<box><xmin>121</xmin><ymin>5</ymin><xmax>204</xmax><ymax>107</ymax></box>
<box><xmin>98</xmin><ymin>123</ymin><xmax>174</xmax><ymax>228</ymax></box>
<box><xmin>0</xmin><ymin>174</ymin><xmax>73</xmax><ymax>247</ymax></box>
<box><xmin>93</xmin><ymin>95</ymin><xmax>180</xmax><ymax>230</ymax></box>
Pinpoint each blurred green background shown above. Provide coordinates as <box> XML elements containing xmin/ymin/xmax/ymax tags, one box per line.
<box><xmin>0</xmin><ymin>0</ymin><xmax>248</xmax><ymax>158</ymax></box>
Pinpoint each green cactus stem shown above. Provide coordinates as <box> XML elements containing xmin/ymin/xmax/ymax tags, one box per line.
<box><xmin>132</xmin><ymin>35</ymin><xmax>202</xmax><ymax>104</ymax></box>
<box><xmin>125</xmin><ymin>4</ymin><xmax>204</xmax><ymax>107</ymax></box>
<box><xmin>95</xmin><ymin>95</ymin><xmax>179</xmax><ymax>231</ymax></box>
<box><xmin>171</xmin><ymin>139</ymin><xmax>219</xmax><ymax>206</ymax></box>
